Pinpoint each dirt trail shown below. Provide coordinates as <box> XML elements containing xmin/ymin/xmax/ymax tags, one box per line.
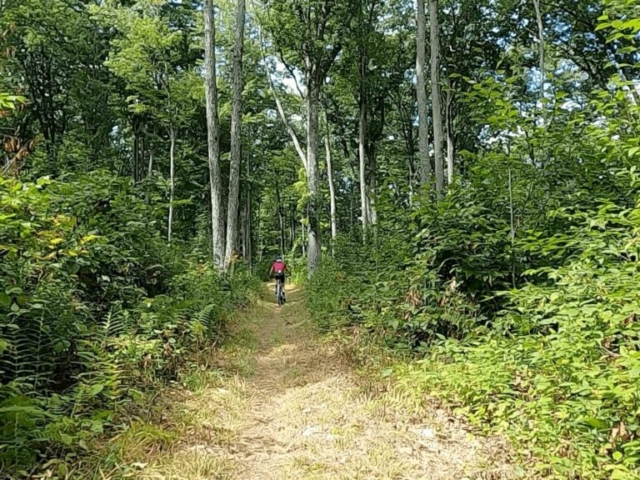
<box><xmin>137</xmin><ymin>286</ymin><xmax>515</xmax><ymax>480</ymax></box>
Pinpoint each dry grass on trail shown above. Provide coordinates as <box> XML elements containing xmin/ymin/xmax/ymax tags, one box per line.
<box><xmin>115</xmin><ymin>285</ymin><xmax>517</xmax><ymax>480</ymax></box>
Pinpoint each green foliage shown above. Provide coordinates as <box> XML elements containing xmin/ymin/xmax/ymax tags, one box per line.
<box><xmin>306</xmin><ymin>9</ymin><xmax>640</xmax><ymax>476</ymax></box>
<box><xmin>409</xmin><ymin>201</ymin><xmax>640</xmax><ymax>479</ymax></box>
<box><xmin>310</xmin><ymin>185</ymin><xmax>640</xmax><ymax>478</ymax></box>
<box><xmin>0</xmin><ymin>173</ymin><xmax>259</xmax><ymax>474</ymax></box>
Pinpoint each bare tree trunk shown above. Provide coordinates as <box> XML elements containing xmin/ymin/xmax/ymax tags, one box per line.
<box><xmin>290</xmin><ymin>206</ymin><xmax>296</xmax><ymax>250</ymax></box>
<box><xmin>244</xmin><ymin>142</ymin><xmax>253</xmax><ymax>272</ymax></box>
<box><xmin>133</xmin><ymin>131</ymin><xmax>140</xmax><ymax>183</ymax></box>
<box><xmin>257</xmin><ymin>196</ymin><xmax>263</xmax><ymax>262</ymax></box>
<box><xmin>148</xmin><ymin>150</ymin><xmax>154</xmax><ymax>177</ymax></box>
<box><xmin>244</xmin><ymin>193</ymin><xmax>252</xmax><ymax>271</ymax></box>
<box><xmin>429</xmin><ymin>0</ymin><xmax>445</xmax><ymax>195</ymax></box>
<box><xmin>168</xmin><ymin>125</ymin><xmax>175</xmax><ymax>243</ymax></box>
<box><xmin>532</xmin><ymin>0</ymin><xmax>545</xmax><ymax>103</ymax></box>
<box><xmin>224</xmin><ymin>0</ymin><xmax>246</xmax><ymax>271</ymax></box>
<box><xmin>358</xmin><ymin>50</ymin><xmax>369</xmax><ymax>236</ymax></box>
<box><xmin>306</xmin><ymin>77</ymin><xmax>322</xmax><ymax>274</ymax></box>
<box><xmin>445</xmin><ymin>85</ymin><xmax>454</xmax><ymax>185</ymax></box>
<box><xmin>367</xmin><ymin>156</ymin><xmax>377</xmax><ymax>224</ymax></box>
<box><xmin>204</xmin><ymin>0</ymin><xmax>225</xmax><ymax>268</ymax></box>
<box><xmin>416</xmin><ymin>0</ymin><xmax>431</xmax><ymax>186</ymax></box>
<box><xmin>259</xmin><ymin>25</ymin><xmax>307</xmax><ymax>169</ymax></box>
<box><xmin>508</xmin><ymin>164</ymin><xmax>516</xmax><ymax>288</ymax></box>
<box><xmin>446</xmin><ymin>128</ymin><xmax>454</xmax><ymax>185</ymax></box>
<box><xmin>275</xmin><ymin>177</ymin><xmax>285</xmax><ymax>255</ymax></box>
<box><xmin>324</xmin><ymin>128</ymin><xmax>337</xmax><ymax>254</ymax></box>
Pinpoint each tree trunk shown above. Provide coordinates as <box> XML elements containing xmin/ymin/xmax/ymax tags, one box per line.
<box><xmin>416</xmin><ymin>0</ymin><xmax>431</xmax><ymax>186</ymax></box>
<box><xmin>257</xmin><ymin>195</ymin><xmax>263</xmax><ymax>263</ymax></box>
<box><xmin>133</xmin><ymin>131</ymin><xmax>140</xmax><ymax>183</ymax></box>
<box><xmin>224</xmin><ymin>0</ymin><xmax>246</xmax><ymax>271</ymax></box>
<box><xmin>290</xmin><ymin>206</ymin><xmax>296</xmax><ymax>251</ymax></box>
<box><xmin>148</xmin><ymin>150</ymin><xmax>154</xmax><ymax>178</ymax></box>
<box><xmin>445</xmin><ymin>85</ymin><xmax>454</xmax><ymax>185</ymax></box>
<box><xmin>204</xmin><ymin>0</ymin><xmax>225</xmax><ymax>268</ymax></box>
<box><xmin>446</xmin><ymin>127</ymin><xmax>454</xmax><ymax>185</ymax></box>
<box><xmin>367</xmin><ymin>152</ymin><xmax>377</xmax><ymax>224</ymax></box>
<box><xmin>324</xmin><ymin>128</ymin><xmax>337</xmax><ymax>254</ymax></box>
<box><xmin>275</xmin><ymin>177</ymin><xmax>285</xmax><ymax>255</ymax></box>
<box><xmin>306</xmin><ymin>77</ymin><xmax>322</xmax><ymax>274</ymax></box>
<box><xmin>429</xmin><ymin>0</ymin><xmax>445</xmax><ymax>195</ymax></box>
<box><xmin>259</xmin><ymin>26</ymin><xmax>307</xmax><ymax>169</ymax></box>
<box><xmin>532</xmin><ymin>0</ymin><xmax>545</xmax><ymax>103</ymax></box>
<box><xmin>358</xmin><ymin>52</ymin><xmax>369</xmax><ymax>234</ymax></box>
<box><xmin>244</xmin><ymin>142</ymin><xmax>253</xmax><ymax>272</ymax></box>
<box><xmin>168</xmin><ymin>125</ymin><xmax>176</xmax><ymax>243</ymax></box>
<box><xmin>244</xmin><ymin>194</ymin><xmax>252</xmax><ymax>272</ymax></box>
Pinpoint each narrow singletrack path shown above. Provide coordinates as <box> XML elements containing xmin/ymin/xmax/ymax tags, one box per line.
<box><xmin>135</xmin><ymin>285</ymin><xmax>515</xmax><ymax>480</ymax></box>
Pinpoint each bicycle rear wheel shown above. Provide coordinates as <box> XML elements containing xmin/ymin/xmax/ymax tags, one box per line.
<box><xmin>276</xmin><ymin>279</ymin><xmax>283</xmax><ymax>307</ymax></box>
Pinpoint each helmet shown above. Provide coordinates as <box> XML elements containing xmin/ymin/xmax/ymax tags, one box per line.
<box><xmin>275</xmin><ymin>255</ymin><xmax>283</xmax><ymax>261</ymax></box>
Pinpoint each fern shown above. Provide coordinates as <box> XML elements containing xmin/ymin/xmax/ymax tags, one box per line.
<box><xmin>189</xmin><ymin>303</ymin><xmax>220</xmax><ymax>344</ymax></box>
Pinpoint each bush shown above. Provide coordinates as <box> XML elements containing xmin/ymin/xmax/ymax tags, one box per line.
<box><xmin>0</xmin><ymin>173</ymin><xmax>260</xmax><ymax>473</ymax></box>
<box><xmin>413</xmin><ymin>203</ymin><xmax>640</xmax><ymax>478</ymax></box>
<box><xmin>308</xmin><ymin>199</ymin><xmax>640</xmax><ymax>479</ymax></box>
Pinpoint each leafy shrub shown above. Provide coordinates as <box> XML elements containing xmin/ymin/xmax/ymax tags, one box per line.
<box><xmin>0</xmin><ymin>173</ymin><xmax>260</xmax><ymax>474</ymax></box>
<box><xmin>311</xmin><ymin>199</ymin><xmax>640</xmax><ymax>479</ymax></box>
<box><xmin>410</xmin><ymin>203</ymin><xmax>640</xmax><ymax>479</ymax></box>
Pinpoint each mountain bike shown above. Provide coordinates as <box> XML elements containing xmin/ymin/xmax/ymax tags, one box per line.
<box><xmin>275</xmin><ymin>276</ymin><xmax>285</xmax><ymax>307</ymax></box>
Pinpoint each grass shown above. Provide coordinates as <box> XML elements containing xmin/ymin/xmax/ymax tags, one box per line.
<box><xmin>75</xmin><ymin>285</ymin><xmax>518</xmax><ymax>480</ymax></box>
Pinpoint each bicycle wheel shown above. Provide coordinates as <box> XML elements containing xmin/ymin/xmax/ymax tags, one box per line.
<box><xmin>276</xmin><ymin>280</ymin><xmax>283</xmax><ymax>307</ymax></box>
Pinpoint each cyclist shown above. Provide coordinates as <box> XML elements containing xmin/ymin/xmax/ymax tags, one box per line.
<box><xmin>269</xmin><ymin>255</ymin><xmax>290</xmax><ymax>303</ymax></box>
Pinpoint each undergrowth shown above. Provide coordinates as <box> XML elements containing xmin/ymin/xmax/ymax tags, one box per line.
<box><xmin>306</xmin><ymin>194</ymin><xmax>640</xmax><ymax>479</ymax></box>
<box><xmin>0</xmin><ymin>172</ymin><xmax>261</xmax><ymax>478</ymax></box>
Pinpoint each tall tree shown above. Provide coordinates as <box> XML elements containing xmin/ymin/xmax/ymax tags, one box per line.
<box><xmin>204</xmin><ymin>0</ymin><xmax>225</xmax><ymax>268</ymax></box>
<box><xmin>445</xmin><ymin>78</ymin><xmax>454</xmax><ymax>185</ymax></box>
<box><xmin>416</xmin><ymin>0</ymin><xmax>431</xmax><ymax>186</ymax></box>
<box><xmin>265</xmin><ymin>0</ymin><xmax>350</xmax><ymax>274</ymax></box>
<box><xmin>324</xmin><ymin>111</ymin><xmax>338</xmax><ymax>250</ymax></box>
<box><xmin>429</xmin><ymin>0</ymin><xmax>445</xmax><ymax>194</ymax></box>
<box><xmin>224</xmin><ymin>0</ymin><xmax>247</xmax><ymax>270</ymax></box>
<box><xmin>358</xmin><ymin>47</ymin><xmax>369</xmax><ymax>231</ymax></box>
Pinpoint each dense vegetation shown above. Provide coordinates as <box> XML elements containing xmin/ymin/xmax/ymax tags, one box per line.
<box><xmin>2</xmin><ymin>0</ymin><xmax>640</xmax><ymax>478</ymax></box>
<box><xmin>304</xmin><ymin>2</ymin><xmax>640</xmax><ymax>479</ymax></box>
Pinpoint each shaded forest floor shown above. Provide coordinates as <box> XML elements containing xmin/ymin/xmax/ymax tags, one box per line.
<box><xmin>110</xmin><ymin>285</ymin><xmax>517</xmax><ymax>479</ymax></box>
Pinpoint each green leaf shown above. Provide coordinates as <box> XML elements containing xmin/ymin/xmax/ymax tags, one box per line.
<box><xmin>582</xmin><ymin>417</ymin><xmax>608</xmax><ymax>430</ymax></box>
<box><xmin>0</xmin><ymin>293</ymin><xmax>11</xmax><ymax>308</ymax></box>
<box><xmin>89</xmin><ymin>384</ymin><xmax>105</xmax><ymax>396</ymax></box>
